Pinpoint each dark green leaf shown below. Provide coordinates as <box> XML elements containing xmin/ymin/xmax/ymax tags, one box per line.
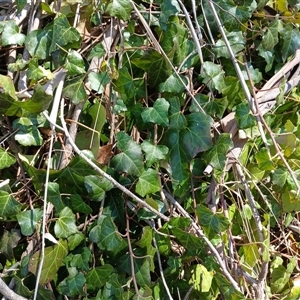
<box><xmin>136</xmin><ymin>168</ymin><xmax>160</xmax><ymax>197</ymax></box>
<box><xmin>63</xmin><ymin>75</ymin><xmax>87</xmax><ymax>104</ymax></box>
<box><xmin>141</xmin><ymin>98</ymin><xmax>170</xmax><ymax>127</ymax></box>
<box><xmin>159</xmin><ymin>74</ymin><xmax>187</xmax><ymax>94</ymax></box>
<box><xmin>205</xmin><ymin>133</ymin><xmax>233</xmax><ymax>170</ymax></box>
<box><xmin>85</xmin><ymin>265</ymin><xmax>114</xmax><ymax>291</ymax></box>
<box><xmin>196</xmin><ymin>205</ymin><xmax>230</xmax><ymax>238</ymax></box>
<box><xmin>280</xmin><ymin>25</ymin><xmax>300</xmax><ymax>61</ymax></box>
<box><xmin>88</xmin><ymin>71</ymin><xmax>110</xmax><ymax>94</ymax></box>
<box><xmin>114</xmin><ymin>66</ymin><xmax>136</xmax><ymax>100</ymax></box>
<box><xmin>111</xmin><ymin>132</ymin><xmax>144</xmax><ymax>176</ymax></box>
<box><xmin>172</xmin><ymin>227</ymin><xmax>203</xmax><ymax>250</ymax></box>
<box><xmin>235</xmin><ymin>103</ymin><xmax>256</xmax><ymax>129</ymax></box>
<box><xmin>47</xmin><ymin>182</ymin><xmax>65</xmax><ymax>213</ymax></box>
<box><xmin>28</xmin><ymin>240</ymin><xmax>68</xmax><ymax>285</ymax></box>
<box><xmin>57</xmin><ymin>273</ymin><xmax>85</xmax><ymax>297</ymax></box>
<box><xmin>84</xmin><ymin>175</ymin><xmax>114</xmax><ymax>201</ymax></box>
<box><xmin>54</xmin><ymin>207</ymin><xmax>78</xmax><ymax>238</ymax></box>
<box><xmin>63</xmin><ymin>194</ymin><xmax>92</xmax><ymax>214</ymax></box>
<box><xmin>70</xmin><ymin>247</ymin><xmax>91</xmax><ymax>271</ymax></box>
<box><xmin>0</xmin><ymin>229</ymin><xmax>21</xmax><ymax>260</ymax></box>
<box><xmin>65</xmin><ymin>50</ymin><xmax>86</xmax><ymax>75</ymax></box>
<box><xmin>17</xmin><ymin>209</ymin><xmax>43</xmax><ymax>236</ymax></box>
<box><xmin>159</xmin><ymin>0</ymin><xmax>180</xmax><ymax>29</ymax></box>
<box><xmin>202</xmin><ymin>61</ymin><xmax>225</xmax><ymax>92</ymax></box>
<box><xmin>87</xmin><ymin>43</ymin><xmax>106</xmax><ymax>61</ymax></box>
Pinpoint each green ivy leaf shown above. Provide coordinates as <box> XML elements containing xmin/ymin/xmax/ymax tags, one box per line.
<box><xmin>255</xmin><ymin>148</ymin><xmax>274</xmax><ymax>171</ymax></box>
<box><xmin>27</xmin><ymin>60</ymin><xmax>53</xmax><ymax>81</ymax></box>
<box><xmin>54</xmin><ymin>207</ymin><xmax>78</xmax><ymax>238</ymax></box>
<box><xmin>215</xmin><ymin>273</ymin><xmax>246</xmax><ymax>299</ymax></box>
<box><xmin>17</xmin><ymin>209</ymin><xmax>43</xmax><ymax>236</ymax></box>
<box><xmin>88</xmin><ymin>71</ymin><xmax>110</xmax><ymax>94</ymax></box>
<box><xmin>205</xmin><ymin>133</ymin><xmax>233</xmax><ymax>170</ymax></box>
<box><xmin>189</xmin><ymin>264</ymin><xmax>213</xmax><ymax>293</ymax></box>
<box><xmin>0</xmin><ymin>147</ymin><xmax>16</xmax><ymax>169</ymax></box>
<box><xmin>0</xmin><ymin>229</ymin><xmax>21</xmax><ymax>260</ymax></box>
<box><xmin>0</xmin><ymin>191</ymin><xmax>22</xmax><ymax>219</ymax></box>
<box><xmin>89</xmin><ymin>215</ymin><xmax>125</xmax><ymax>252</ymax></box>
<box><xmin>25</xmin><ymin>28</ymin><xmax>52</xmax><ymax>59</ymax></box>
<box><xmin>196</xmin><ymin>205</ymin><xmax>230</xmax><ymax>238</ymax></box>
<box><xmin>29</xmin><ymin>240</ymin><xmax>68</xmax><ymax>285</ymax></box>
<box><xmin>271</xmin><ymin>167</ymin><xmax>288</xmax><ymax>187</ymax></box>
<box><xmin>141</xmin><ymin>98</ymin><xmax>170</xmax><ymax>127</ymax></box>
<box><xmin>84</xmin><ymin>175</ymin><xmax>114</xmax><ymax>201</ymax></box>
<box><xmin>159</xmin><ymin>74</ymin><xmax>187</xmax><ymax>94</ymax></box>
<box><xmin>132</xmin><ymin>49</ymin><xmax>172</xmax><ymax>87</ymax></box>
<box><xmin>87</xmin><ymin>43</ymin><xmax>106</xmax><ymax>61</ymax></box>
<box><xmin>136</xmin><ymin>168</ymin><xmax>160</xmax><ymax>197</ymax></box>
<box><xmin>65</xmin><ymin>50</ymin><xmax>86</xmax><ymax>75</ymax></box>
<box><xmin>111</xmin><ymin>132</ymin><xmax>144</xmax><ymax>176</ymax></box>
<box><xmin>47</xmin><ymin>182</ymin><xmax>65</xmax><ymax>213</ymax></box>
<box><xmin>50</xmin><ymin>15</ymin><xmax>81</xmax><ymax>53</ymax></box>
<box><xmin>0</xmin><ymin>75</ymin><xmax>19</xmax><ymax>116</ymax></box>
<box><xmin>16</xmin><ymin>0</ymin><xmax>27</xmax><ymax>13</ymax></box>
<box><xmin>202</xmin><ymin>61</ymin><xmax>225</xmax><ymax>92</ymax></box>
<box><xmin>159</xmin><ymin>0</ymin><xmax>180</xmax><ymax>29</ymax></box>
<box><xmin>171</xmin><ymin>227</ymin><xmax>203</xmax><ymax>250</ymax></box>
<box><xmin>114</xmin><ymin>66</ymin><xmax>136</xmax><ymax>100</ymax></box>
<box><xmin>70</xmin><ymin>247</ymin><xmax>91</xmax><ymax>272</ymax></box>
<box><xmin>1</xmin><ymin>21</ymin><xmax>25</xmax><ymax>46</ymax></box>
<box><xmin>105</xmin><ymin>0</ymin><xmax>132</xmax><ymax>20</ymax></box>
<box><xmin>141</xmin><ymin>140</ymin><xmax>169</xmax><ymax>167</ymax></box>
<box><xmin>57</xmin><ymin>273</ymin><xmax>86</xmax><ymax>297</ymax></box>
<box><xmin>235</xmin><ymin>103</ymin><xmax>256</xmax><ymax>129</ymax></box>
<box><xmin>213</xmin><ymin>31</ymin><xmax>245</xmax><ymax>59</ymax></box>
<box><xmin>15</xmin><ymin>127</ymin><xmax>43</xmax><ymax>146</ymax></box>
<box><xmin>280</xmin><ymin>25</ymin><xmax>300</xmax><ymax>61</ymax></box>
<box><xmin>67</xmin><ymin>232</ymin><xmax>85</xmax><ymax>251</ymax></box>
<box><xmin>85</xmin><ymin>265</ymin><xmax>114</xmax><ymax>292</ymax></box>
<box><xmin>63</xmin><ymin>194</ymin><xmax>92</xmax><ymax>214</ymax></box>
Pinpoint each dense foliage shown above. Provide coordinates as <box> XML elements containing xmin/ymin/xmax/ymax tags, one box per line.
<box><xmin>1</xmin><ymin>0</ymin><xmax>300</xmax><ymax>299</ymax></box>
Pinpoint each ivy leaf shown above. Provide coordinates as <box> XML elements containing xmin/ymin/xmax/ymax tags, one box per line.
<box><xmin>205</xmin><ymin>134</ymin><xmax>233</xmax><ymax>171</ymax></box>
<box><xmin>171</xmin><ymin>227</ymin><xmax>204</xmax><ymax>250</ymax></box>
<box><xmin>88</xmin><ymin>72</ymin><xmax>110</xmax><ymax>94</ymax></box>
<box><xmin>202</xmin><ymin>61</ymin><xmax>225</xmax><ymax>92</ymax></box>
<box><xmin>235</xmin><ymin>103</ymin><xmax>256</xmax><ymax>129</ymax></box>
<box><xmin>27</xmin><ymin>60</ymin><xmax>53</xmax><ymax>81</ymax></box>
<box><xmin>159</xmin><ymin>0</ymin><xmax>180</xmax><ymax>29</ymax></box>
<box><xmin>16</xmin><ymin>209</ymin><xmax>43</xmax><ymax>236</ymax></box>
<box><xmin>196</xmin><ymin>205</ymin><xmax>230</xmax><ymax>238</ymax></box>
<box><xmin>47</xmin><ymin>182</ymin><xmax>65</xmax><ymax>213</ymax></box>
<box><xmin>255</xmin><ymin>148</ymin><xmax>274</xmax><ymax>171</ymax></box>
<box><xmin>114</xmin><ymin>67</ymin><xmax>136</xmax><ymax>100</ymax></box>
<box><xmin>0</xmin><ymin>75</ymin><xmax>19</xmax><ymax>116</ymax></box>
<box><xmin>70</xmin><ymin>247</ymin><xmax>91</xmax><ymax>271</ymax></box>
<box><xmin>50</xmin><ymin>15</ymin><xmax>81</xmax><ymax>52</ymax></box>
<box><xmin>0</xmin><ymin>191</ymin><xmax>22</xmax><ymax>219</ymax></box>
<box><xmin>189</xmin><ymin>265</ymin><xmax>214</xmax><ymax>293</ymax></box>
<box><xmin>63</xmin><ymin>194</ymin><xmax>92</xmax><ymax>214</ymax></box>
<box><xmin>141</xmin><ymin>140</ymin><xmax>169</xmax><ymax>167</ymax></box>
<box><xmin>141</xmin><ymin>98</ymin><xmax>170</xmax><ymax>127</ymax></box>
<box><xmin>65</xmin><ymin>50</ymin><xmax>86</xmax><ymax>75</ymax></box>
<box><xmin>15</xmin><ymin>127</ymin><xmax>43</xmax><ymax>146</ymax></box>
<box><xmin>213</xmin><ymin>31</ymin><xmax>245</xmax><ymax>59</ymax></box>
<box><xmin>111</xmin><ymin>132</ymin><xmax>144</xmax><ymax>176</ymax></box>
<box><xmin>280</xmin><ymin>25</ymin><xmax>300</xmax><ymax>61</ymax></box>
<box><xmin>159</xmin><ymin>74</ymin><xmax>187</xmax><ymax>94</ymax></box>
<box><xmin>105</xmin><ymin>0</ymin><xmax>132</xmax><ymax>20</ymax></box>
<box><xmin>136</xmin><ymin>168</ymin><xmax>160</xmax><ymax>197</ymax></box>
<box><xmin>0</xmin><ymin>229</ymin><xmax>21</xmax><ymax>260</ymax></box>
<box><xmin>271</xmin><ymin>167</ymin><xmax>288</xmax><ymax>187</ymax></box>
<box><xmin>84</xmin><ymin>175</ymin><xmax>114</xmax><ymax>201</ymax></box>
<box><xmin>57</xmin><ymin>273</ymin><xmax>86</xmax><ymax>297</ymax></box>
<box><xmin>1</xmin><ymin>21</ymin><xmax>25</xmax><ymax>46</ymax></box>
<box><xmin>25</xmin><ymin>28</ymin><xmax>52</xmax><ymax>59</ymax></box>
<box><xmin>85</xmin><ymin>265</ymin><xmax>114</xmax><ymax>292</ymax></box>
<box><xmin>87</xmin><ymin>43</ymin><xmax>106</xmax><ymax>61</ymax></box>
<box><xmin>132</xmin><ymin>49</ymin><xmax>172</xmax><ymax>87</ymax></box>
<box><xmin>28</xmin><ymin>240</ymin><xmax>68</xmax><ymax>285</ymax></box>
<box><xmin>54</xmin><ymin>207</ymin><xmax>78</xmax><ymax>238</ymax></box>
<box><xmin>89</xmin><ymin>215</ymin><xmax>125</xmax><ymax>252</ymax></box>
<box><xmin>0</xmin><ymin>147</ymin><xmax>16</xmax><ymax>169</ymax></box>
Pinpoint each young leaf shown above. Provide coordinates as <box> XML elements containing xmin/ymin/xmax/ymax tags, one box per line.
<box><xmin>136</xmin><ymin>168</ymin><xmax>160</xmax><ymax>197</ymax></box>
<box><xmin>111</xmin><ymin>132</ymin><xmax>144</xmax><ymax>176</ymax></box>
<box><xmin>0</xmin><ymin>229</ymin><xmax>21</xmax><ymax>260</ymax></box>
<box><xmin>189</xmin><ymin>264</ymin><xmax>213</xmax><ymax>292</ymax></box>
<box><xmin>63</xmin><ymin>75</ymin><xmax>88</xmax><ymax>104</ymax></box>
<box><xmin>0</xmin><ymin>191</ymin><xmax>22</xmax><ymax>219</ymax></box>
<box><xmin>54</xmin><ymin>207</ymin><xmax>78</xmax><ymax>238</ymax></box>
<box><xmin>141</xmin><ymin>98</ymin><xmax>170</xmax><ymax>127</ymax></box>
<box><xmin>28</xmin><ymin>240</ymin><xmax>68</xmax><ymax>285</ymax></box>
<box><xmin>235</xmin><ymin>102</ymin><xmax>256</xmax><ymax>129</ymax></box>
<box><xmin>0</xmin><ymin>75</ymin><xmax>19</xmax><ymax>116</ymax></box>
<box><xmin>0</xmin><ymin>147</ymin><xmax>16</xmax><ymax>169</ymax></box>
<box><xmin>255</xmin><ymin>148</ymin><xmax>274</xmax><ymax>171</ymax></box>
<box><xmin>87</xmin><ymin>43</ymin><xmax>106</xmax><ymax>61</ymax></box>
<box><xmin>88</xmin><ymin>72</ymin><xmax>110</xmax><ymax>94</ymax></box>
<box><xmin>17</xmin><ymin>209</ymin><xmax>43</xmax><ymax>236</ymax></box>
<box><xmin>57</xmin><ymin>273</ymin><xmax>86</xmax><ymax>297</ymax></box>
<box><xmin>202</xmin><ymin>61</ymin><xmax>225</xmax><ymax>92</ymax></box>
<box><xmin>65</xmin><ymin>50</ymin><xmax>86</xmax><ymax>75</ymax></box>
